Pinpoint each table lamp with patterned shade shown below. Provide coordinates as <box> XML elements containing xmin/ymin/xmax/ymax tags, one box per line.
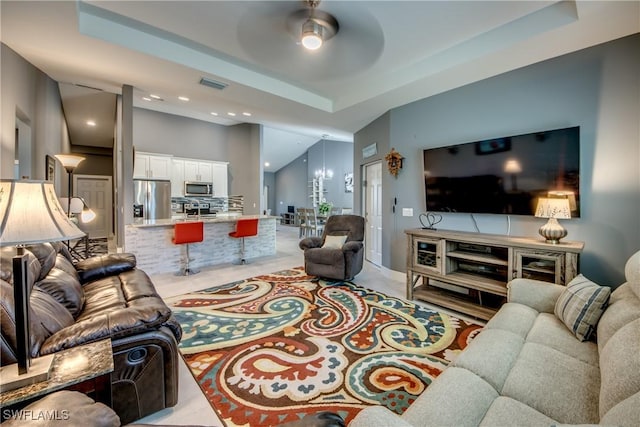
<box><xmin>0</xmin><ymin>180</ymin><xmax>85</xmax><ymax>391</ymax></box>
<box><xmin>535</xmin><ymin>196</ymin><xmax>572</xmax><ymax>244</ymax></box>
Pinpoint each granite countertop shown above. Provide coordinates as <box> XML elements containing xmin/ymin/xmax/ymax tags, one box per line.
<box><xmin>129</xmin><ymin>214</ymin><xmax>279</xmax><ymax>228</ymax></box>
<box><xmin>0</xmin><ymin>339</ymin><xmax>113</xmax><ymax>406</ymax></box>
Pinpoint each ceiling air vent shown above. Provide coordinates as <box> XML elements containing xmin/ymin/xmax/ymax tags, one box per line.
<box><xmin>199</xmin><ymin>77</ymin><xmax>228</xmax><ymax>91</ymax></box>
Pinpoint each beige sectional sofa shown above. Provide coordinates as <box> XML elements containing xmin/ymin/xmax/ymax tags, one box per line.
<box><xmin>350</xmin><ymin>251</ymin><xmax>640</xmax><ymax>427</ymax></box>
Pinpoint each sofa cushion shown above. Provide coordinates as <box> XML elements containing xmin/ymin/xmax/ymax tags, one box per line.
<box><xmin>507</xmin><ymin>278</ymin><xmax>565</xmax><ymax>314</ymax></box>
<box><xmin>484</xmin><ymin>302</ymin><xmax>538</xmax><ymax>339</ymax></box>
<box><xmin>554</xmin><ymin>274</ymin><xmax>611</xmax><ymax>341</ymax></box>
<box><xmin>479</xmin><ymin>396</ymin><xmax>556</xmax><ymax>427</ymax></box>
<box><xmin>75</xmin><ymin>253</ymin><xmax>136</xmax><ymax>284</ymax></box>
<box><xmin>24</xmin><ymin>243</ymin><xmax>59</xmax><ymax>281</ymax></box>
<box><xmin>599</xmin><ymin>318</ymin><xmax>640</xmax><ymax>418</ymax></box>
<box><xmin>525</xmin><ymin>313</ymin><xmax>599</xmax><ymax>367</ymax></box>
<box><xmin>452</xmin><ymin>328</ymin><xmax>524</xmax><ymax>392</ymax></box>
<box><xmin>28</xmin><ymin>288</ymin><xmax>75</xmax><ymax>356</ymax></box>
<box><xmin>0</xmin><ymin>247</ymin><xmax>41</xmax><ymax>289</ymax></box>
<box><xmin>401</xmin><ymin>367</ymin><xmax>499</xmax><ymax>427</ymax></box>
<box><xmin>36</xmin><ymin>268</ymin><xmax>84</xmax><ymax>318</ymax></box>
<box><xmin>501</xmin><ymin>342</ymin><xmax>600</xmax><ymax>424</ymax></box>
<box><xmin>600</xmin><ymin>390</ymin><xmax>640</xmax><ymax>427</ymax></box>
<box><xmin>597</xmin><ymin>283</ymin><xmax>640</xmax><ymax>353</ymax></box>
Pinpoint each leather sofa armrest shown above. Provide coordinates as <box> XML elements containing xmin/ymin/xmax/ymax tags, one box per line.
<box><xmin>299</xmin><ymin>237</ymin><xmax>323</xmax><ymax>250</ymax></box>
<box><xmin>39</xmin><ymin>297</ymin><xmax>174</xmax><ymax>355</ymax></box>
<box><xmin>75</xmin><ymin>253</ymin><xmax>136</xmax><ymax>284</ymax></box>
<box><xmin>342</xmin><ymin>241</ymin><xmax>363</xmax><ymax>254</ymax></box>
<box><xmin>507</xmin><ymin>278</ymin><xmax>565</xmax><ymax>313</ymax></box>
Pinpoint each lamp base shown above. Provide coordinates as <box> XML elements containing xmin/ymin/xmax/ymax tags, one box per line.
<box><xmin>0</xmin><ymin>354</ymin><xmax>54</xmax><ymax>393</ymax></box>
<box><xmin>539</xmin><ymin>217</ymin><xmax>568</xmax><ymax>244</ymax></box>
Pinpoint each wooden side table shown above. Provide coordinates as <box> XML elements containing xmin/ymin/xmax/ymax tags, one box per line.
<box><xmin>0</xmin><ymin>339</ymin><xmax>114</xmax><ymax>413</ymax></box>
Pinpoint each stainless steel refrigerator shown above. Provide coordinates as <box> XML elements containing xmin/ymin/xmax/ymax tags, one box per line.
<box><xmin>133</xmin><ymin>179</ymin><xmax>172</xmax><ymax>220</ymax></box>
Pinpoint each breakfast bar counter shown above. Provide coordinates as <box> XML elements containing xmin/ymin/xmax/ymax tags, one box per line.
<box><xmin>124</xmin><ymin>214</ymin><xmax>278</xmax><ymax>275</ymax></box>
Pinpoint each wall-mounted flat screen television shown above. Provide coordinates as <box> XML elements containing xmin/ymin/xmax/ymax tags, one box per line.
<box><xmin>423</xmin><ymin>126</ymin><xmax>580</xmax><ymax>216</ymax></box>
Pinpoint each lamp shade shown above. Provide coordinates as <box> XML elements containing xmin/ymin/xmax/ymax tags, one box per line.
<box><xmin>534</xmin><ymin>197</ymin><xmax>571</xmax><ymax>219</ymax></box>
<box><xmin>0</xmin><ymin>180</ymin><xmax>85</xmax><ymax>246</ymax></box>
<box><xmin>54</xmin><ymin>154</ymin><xmax>84</xmax><ymax>172</ymax></box>
<box><xmin>504</xmin><ymin>159</ymin><xmax>522</xmax><ymax>174</ymax></box>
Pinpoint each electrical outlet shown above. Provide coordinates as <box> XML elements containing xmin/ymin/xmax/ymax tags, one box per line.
<box><xmin>402</xmin><ymin>208</ymin><xmax>413</xmax><ymax>217</ymax></box>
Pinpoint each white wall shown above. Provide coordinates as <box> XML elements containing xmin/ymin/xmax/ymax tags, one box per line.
<box><xmin>355</xmin><ymin>34</ymin><xmax>640</xmax><ymax>286</ymax></box>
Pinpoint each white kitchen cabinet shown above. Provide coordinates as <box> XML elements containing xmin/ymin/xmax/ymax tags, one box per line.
<box><xmin>211</xmin><ymin>162</ymin><xmax>228</xmax><ymax>196</ymax></box>
<box><xmin>133</xmin><ymin>152</ymin><xmax>172</xmax><ymax>179</ymax></box>
<box><xmin>184</xmin><ymin>160</ymin><xmax>214</xmax><ymax>182</ymax></box>
<box><xmin>170</xmin><ymin>158</ymin><xmax>185</xmax><ymax>197</ymax></box>
<box><xmin>171</xmin><ymin>158</ymin><xmax>228</xmax><ymax>197</ymax></box>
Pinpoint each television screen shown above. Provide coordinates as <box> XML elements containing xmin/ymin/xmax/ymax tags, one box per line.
<box><xmin>423</xmin><ymin>126</ymin><xmax>580</xmax><ymax>216</ymax></box>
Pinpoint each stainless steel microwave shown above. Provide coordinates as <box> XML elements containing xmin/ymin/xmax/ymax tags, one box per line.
<box><xmin>184</xmin><ymin>181</ymin><xmax>213</xmax><ymax>197</ymax></box>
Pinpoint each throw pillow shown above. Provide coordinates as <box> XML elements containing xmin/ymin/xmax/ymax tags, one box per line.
<box><xmin>554</xmin><ymin>274</ymin><xmax>611</xmax><ymax>341</ymax></box>
<box><xmin>322</xmin><ymin>235</ymin><xmax>347</xmax><ymax>249</ymax></box>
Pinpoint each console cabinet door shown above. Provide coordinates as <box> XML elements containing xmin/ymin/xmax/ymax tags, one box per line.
<box><xmin>513</xmin><ymin>250</ymin><xmax>565</xmax><ymax>284</ymax></box>
<box><xmin>413</xmin><ymin>238</ymin><xmax>442</xmax><ymax>274</ymax></box>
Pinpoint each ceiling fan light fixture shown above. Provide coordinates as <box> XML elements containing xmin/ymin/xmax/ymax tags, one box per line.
<box><xmin>301</xmin><ymin>19</ymin><xmax>324</xmax><ymax>50</ymax></box>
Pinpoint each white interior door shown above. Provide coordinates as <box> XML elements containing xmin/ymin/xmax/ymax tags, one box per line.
<box><xmin>74</xmin><ymin>175</ymin><xmax>112</xmax><ymax>239</ymax></box>
<box><xmin>364</xmin><ymin>162</ymin><xmax>382</xmax><ymax>266</ymax></box>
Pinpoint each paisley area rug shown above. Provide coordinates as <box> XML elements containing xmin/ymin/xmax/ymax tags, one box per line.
<box><xmin>166</xmin><ymin>267</ymin><xmax>482</xmax><ymax>426</ymax></box>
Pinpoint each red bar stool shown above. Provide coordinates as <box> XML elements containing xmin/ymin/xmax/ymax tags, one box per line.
<box><xmin>172</xmin><ymin>221</ymin><xmax>204</xmax><ymax>275</ymax></box>
<box><xmin>228</xmin><ymin>218</ymin><xmax>259</xmax><ymax>264</ymax></box>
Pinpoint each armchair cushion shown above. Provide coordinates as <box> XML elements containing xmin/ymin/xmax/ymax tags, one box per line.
<box><xmin>322</xmin><ymin>235</ymin><xmax>347</xmax><ymax>249</ymax></box>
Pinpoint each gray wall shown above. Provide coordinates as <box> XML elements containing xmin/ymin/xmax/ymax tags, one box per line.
<box><xmin>132</xmin><ymin>108</ymin><xmax>263</xmax><ymax>214</ymax></box>
<box><xmin>274</xmin><ymin>152</ymin><xmax>308</xmax><ymax>215</ymax></box>
<box><xmin>274</xmin><ymin>139</ymin><xmax>354</xmax><ymax>216</ymax></box>
<box><xmin>264</xmin><ymin>172</ymin><xmax>275</xmax><ymax>214</ymax></box>
<box><xmin>307</xmin><ymin>140</ymin><xmax>355</xmax><ymax>210</ymax></box>
<box><xmin>355</xmin><ymin>34</ymin><xmax>640</xmax><ymax>286</ymax></box>
<box><xmin>1</xmin><ymin>44</ymin><xmax>66</xmax><ymax>191</ymax></box>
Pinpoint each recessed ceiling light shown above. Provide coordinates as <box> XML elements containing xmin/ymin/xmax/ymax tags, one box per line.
<box><xmin>242</xmin><ymin>112</ymin><xmax>252</xmax><ymax>117</ymax></box>
<box><xmin>149</xmin><ymin>94</ymin><xmax>161</xmax><ymax>99</ymax></box>
<box><xmin>210</xmin><ymin>112</ymin><xmax>218</xmax><ymax>116</ymax></box>
<box><xmin>86</xmin><ymin>120</ymin><xmax>96</xmax><ymax>127</ymax></box>
<box><xmin>142</xmin><ymin>97</ymin><xmax>152</xmax><ymax>101</ymax></box>
<box><xmin>178</xmin><ymin>96</ymin><xmax>189</xmax><ymax>102</ymax></box>
<box><xmin>227</xmin><ymin>112</ymin><xmax>236</xmax><ymax>117</ymax></box>
<box><xmin>264</xmin><ymin>162</ymin><xmax>270</xmax><ymax>167</ymax></box>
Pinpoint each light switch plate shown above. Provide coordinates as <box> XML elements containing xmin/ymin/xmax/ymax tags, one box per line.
<box><xmin>402</xmin><ymin>208</ymin><xmax>413</xmax><ymax>217</ymax></box>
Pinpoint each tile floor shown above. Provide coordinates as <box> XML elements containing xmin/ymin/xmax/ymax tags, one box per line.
<box><xmin>139</xmin><ymin>224</ymin><xmax>481</xmax><ymax>426</ymax></box>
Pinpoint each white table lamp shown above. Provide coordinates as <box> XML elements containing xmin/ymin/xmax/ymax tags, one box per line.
<box><xmin>0</xmin><ymin>180</ymin><xmax>85</xmax><ymax>391</ymax></box>
<box><xmin>535</xmin><ymin>197</ymin><xmax>571</xmax><ymax>244</ymax></box>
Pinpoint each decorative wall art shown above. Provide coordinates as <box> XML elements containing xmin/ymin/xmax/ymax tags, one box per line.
<box><xmin>344</xmin><ymin>172</ymin><xmax>354</xmax><ymax>193</ymax></box>
<box><xmin>385</xmin><ymin>148</ymin><xmax>404</xmax><ymax>178</ymax></box>
<box><xmin>45</xmin><ymin>155</ymin><xmax>56</xmax><ymax>181</ymax></box>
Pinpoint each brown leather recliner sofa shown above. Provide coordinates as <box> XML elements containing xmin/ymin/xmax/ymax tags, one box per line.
<box><xmin>0</xmin><ymin>242</ymin><xmax>182</xmax><ymax>425</ymax></box>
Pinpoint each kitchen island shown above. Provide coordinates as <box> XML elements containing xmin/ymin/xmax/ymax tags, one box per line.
<box><xmin>124</xmin><ymin>214</ymin><xmax>278</xmax><ymax>275</ymax></box>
